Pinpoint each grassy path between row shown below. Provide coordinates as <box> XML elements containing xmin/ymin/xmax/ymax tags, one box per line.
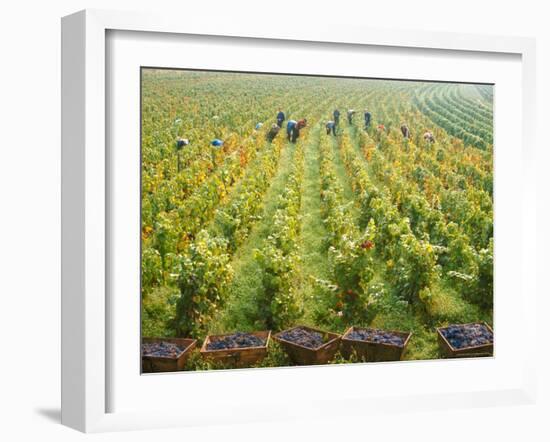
<box><xmin>294</xmin><ymin>124</ymin><xmax>329</xmax><ymax>323</ymax></box>
<box><xmin>211</xmin><ymin>139</ymin><xmax>298</xmax><ymax>334</ymax></box>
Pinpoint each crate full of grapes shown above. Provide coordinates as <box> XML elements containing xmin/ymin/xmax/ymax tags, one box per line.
<box><xmin>200</xmin><ymin>331</ymin><xmax>271</xmax><ymax>367</ymax></box>
<box><xmin>272</xmin><ymin>325</ymin><xmax>341</xmax><ymax>365</ymax></box>
<box><xmin>141</xmin><ymin>338</ymin><xmax>197</xmax><ymax>373</ymax></box>
<box><xmin>341</xmin><ymin>327</ymin><xmax>412</xmax><ymax>362</ymax></box>
<box><xmin>436</xmin><ymin>323</ymin><xmax>493</xmax><ymax>358</ymax></box>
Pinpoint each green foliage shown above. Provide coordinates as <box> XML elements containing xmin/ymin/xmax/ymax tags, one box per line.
<box><xmin>254</xmin><ymin>142</ymin><xmax>305</xmax><ymax>330</ymax></box>
<box><xmin>174</xmin><ymin>230</ymin><xmax>233</xmax><ymax>338</ymax></box>
<box><xmin>213</xmin><ymin>138</ymin><xmax>283</xmax><ymax>251</ymax></box>
<box><xmin>329</xmin><ymin>217</ymin><xmax>377</xmax><ymax>299</ymax></box>
<box><xmin>141</xmin><ymin>246</ymin><xmax>163</xmax><ymax>294</ymax></box>
<box><xmin>386</xmin><ymin>233</ymin><xmax>440</xmax><ymax>304</ymax></box>
<box><xmin>414</xmin><ymin>83</ymin><xmax>492</xmax><ymax>149</ymax></box>
<box><xmin>254</xmin><ymin>242</ymin><xmax>302</xmax><ymax>329</ymax></box>
<box><xmin>141</xmin><ymin>287</ymin><xmax>179</xmax><ymax>337</ymax></box>
<box><xmin>447</xmin><ymin>238</ymin><xmax>493</xmax><ymax>308</ymax></box>
<box><xmin>312</xmin><ymin>134</ymin><xmax>379</xmax><ymax>325</ymax></box>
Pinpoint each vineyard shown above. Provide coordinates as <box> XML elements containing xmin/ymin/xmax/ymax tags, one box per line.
<box><xmin>141</xmin><ymin>69</ymin><xmax>494</xmax><ymax>370</ymax></box>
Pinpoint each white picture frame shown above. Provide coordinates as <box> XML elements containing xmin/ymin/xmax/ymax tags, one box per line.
<box><xmin>61</xmin><ymin>9</ymin><xmax>537</xmax><ymax>433</ymax></box>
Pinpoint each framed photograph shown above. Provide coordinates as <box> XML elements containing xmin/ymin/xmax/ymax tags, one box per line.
<box><xmin>61</xmin><ymin>9</ymin><xmax>537</xmax><ymax>433</ymax></box>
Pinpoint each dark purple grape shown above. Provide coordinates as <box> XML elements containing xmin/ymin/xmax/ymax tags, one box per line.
<box><xmin>141</xmin><ymin>341</ymin><xmax>184</xmax><ymax>358</ymax></box>
<box><xmin>206</xmin><ymin>332</ymin><xmax>265</xmax><ymax>350</ymax></box>
<box><xmin>278</xmin><ymin>327</ymin><xmax>326</xmax><ymax>349</ymax></box>
<box><xmin>347</xmin><ymin>328</ymin><xmax>406</xmax><ymax>346</ymax></box>
<box><xmin>440</xmin><ymin>323</ymin><xmax>493</xmax><ymax>349</ymax></box>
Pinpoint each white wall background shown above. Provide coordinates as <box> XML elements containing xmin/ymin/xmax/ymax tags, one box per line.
<box><xmin>0</xmin><ymin>0</ymin><xmax>548</xmax><ymax>440</ymax></box>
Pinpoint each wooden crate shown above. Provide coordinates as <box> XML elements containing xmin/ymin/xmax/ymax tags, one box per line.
<box><xmin>141</xmin><ymin>337</ymin><xmax>197</xmax><ymax>373</ymax></box>
<box><xmin>273</xmin><ymin>325</ymin><xmax>341</xmax><ymax>366</ymax></box>
<box><xmin>436</xmin><ymin>322</ymin><xmax>493</xmax><ymax>358</ymax></box>
<box><xmin>200</xmin><ymin>331</ymin><xmax>271</xmax><ymax>368</ymax></box>
<box><xmin>341</xmin><ymin>326</ymin><xmax>412</xmax><ymax>362</ymax></box>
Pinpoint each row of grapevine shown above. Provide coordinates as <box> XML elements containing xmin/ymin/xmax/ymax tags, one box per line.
<box><xmin>431</xmin><ymin>88</ymin><xmax>493</xmax><ymax>144</ymax></box>
<box><xmin>351</xmin><ymin>129</ymin><xmax>493</xmax><ymax>308</ymax></box>
<box><xmin>473</xmin><ymin>84</ymin><xmax>494</xmax><ymax>108</ymax></box>
<box><xmin>447</xmin><ymin>85</ymin><xmax>493</xmax><ymax>127</ymax></box>
<box><xmin>349</xmin><ymin>89</ymin><xmax>493</xmax><ymax>239</ymax></box>
<box><xmin>413</xmin><ymin>85</ymin><xmax>491</xmax><ymax>150</ymax></box>
<box><xmin>210</xmin><ymin>136</ymin><xmax>286</xmax><ymax>252</ymax></box>
<box><xmin>365</xmin><ymin>133</ymin><xmax>493</xmax><ymax>250</ymax></box>
<box><xmin>337</xmin><ymin>130</ymin><xmax>439</xmax><ymax>305</ymax></box>
<box><xmin>142</xmin><ymin>83</ymin><xmax>338</xmax><ymax>296</ymax></box>
<box><xmin>317</xmin><ymin>86</ymin><xmax>493</xmax><ymax>309</ymax></box>
<box><xmin>142</xmin><ymin>73</ymin><xmax>314</xmax><ymax>296</ymax></box>
<box><xmin>312</xmin><ymin>131</ymin><xmax>376</xmax><ymax>324</ymax></box>
<box><xmin>254</xmin><ymin>139</ymin><xmax>306</xmax><ymax>330</ymax></box>
<box><xmin>142</xmin><ymin>128</ymin><xmax>270</xmax><ymax>292</ymax></box>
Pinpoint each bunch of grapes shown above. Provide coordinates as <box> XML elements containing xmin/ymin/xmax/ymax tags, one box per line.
<box><xmin>440</xmin><ymin>323</ymin><xmax>493</xmax><ymax>349</ymax></box>
<box><xmin>278</xmin><ymin>327</ymin><xmax>327</xmax><ymax>349</ymax></box>
<box><xmin>141</xmin><ymin>341</ymin><xmax>184</xmax><ymax>358</ymax></box>
<box><xmin>347</xmin><ymin>328</ymin><xmax>406</xmax><ymax>347</ymax></box>
<box><xmin>206</xmin><ymin>332</ymin><xmax>265</xmax><ymax>350</ymax></box>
